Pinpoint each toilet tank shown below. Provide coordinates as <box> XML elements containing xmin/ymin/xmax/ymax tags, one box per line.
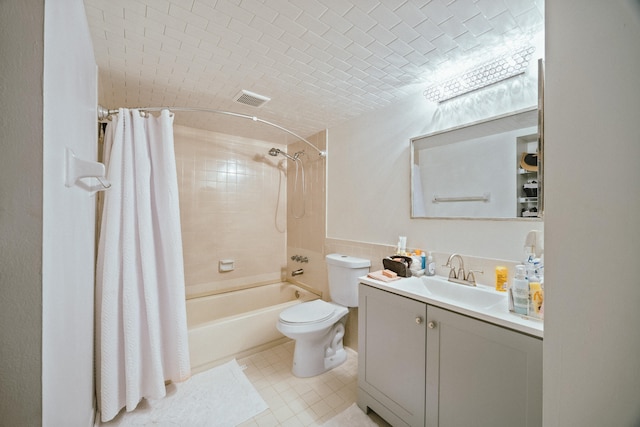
<box><xmin>326</xmin><ymin>254</ymin><xmax>371</xmax><ymax>307</ymax></box>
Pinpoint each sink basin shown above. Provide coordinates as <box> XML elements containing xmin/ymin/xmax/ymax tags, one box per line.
<box><xmin>403</xmin><ymin>276</ymin><xmax>507</xmax><ymax>310</ymax></box>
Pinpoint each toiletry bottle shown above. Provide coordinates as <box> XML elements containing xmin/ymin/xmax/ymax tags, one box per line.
<box><xmin>426</xmin><ymin>252</ymin><xmax>435</xmax><ymax>276</ymax></box>
<box><xmin>527</xmin><ymin>266</ymin><xmax>543</xmax><ymax>318</ymax></box>
<box><xmin>512</xmin><ymin>265</ymin><xmax>529</xmax><ymax>315</ymax></box>
<box><xmin>410</xmin><ymin>253</ymin><xmax>423</xmax><ymax>276</ymax></box>
<box><xmin>421</xmin><ymin>252</ymin><xmax>426</xmax><ymax>270</ymax></box>
<box><xmin>396</xmin><ymin>236</ymin><xmax>407</xmax><ymax>255</ymax></box>
<box><xmin>495</xmin><ymin>266</ymin><xmax>508</xmax><ymax>292</ymax></box>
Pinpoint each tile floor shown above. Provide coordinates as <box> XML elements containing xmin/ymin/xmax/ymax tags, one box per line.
<box><xmin>237</xmin><ymin>341</ymin><xmax>389</xmax><ymax>427</ymax></box>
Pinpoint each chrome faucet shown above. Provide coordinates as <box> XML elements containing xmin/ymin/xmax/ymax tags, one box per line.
<box><xmin>444</xmin><ymin>253</ymin><xmax>482</xmax><ymax>287</ymax></box>
<box><xmin>445</xmin><ymin>253</ymin><xmax>465</xmax><ymax>281</ymax></box>
<box><xmin>292</xmin><ymin>268</ymin><xmax>304</xmax><ymax>277</ymax></box>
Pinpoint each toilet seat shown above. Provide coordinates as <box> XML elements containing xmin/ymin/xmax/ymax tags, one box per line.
<box><xmin>279</xmin><ymin>300</ymin><xmax>336</xmax><ymax>325</ymax></box>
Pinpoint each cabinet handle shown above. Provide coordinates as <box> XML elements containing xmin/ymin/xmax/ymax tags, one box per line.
<box><xmin>415</xmin><ymin>316</ymin><xmax>423</xmax><ymax>325</ymax></box>
<box><xmin>427</xmin><ymin>321</ymin><xmax>437</xmax><ymax>329</ymax></box>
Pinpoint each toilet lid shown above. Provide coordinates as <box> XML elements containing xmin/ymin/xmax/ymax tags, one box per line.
<box><xmin>279</xmin><ymin>300</ymin><xmax>335</xmax><ymax>324</ymax></box>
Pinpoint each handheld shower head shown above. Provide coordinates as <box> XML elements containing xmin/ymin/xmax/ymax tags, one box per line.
<box><xmin>268</xmin><ymin>147</ymin><xmax>298</xmax><ymax>161</ymax></box>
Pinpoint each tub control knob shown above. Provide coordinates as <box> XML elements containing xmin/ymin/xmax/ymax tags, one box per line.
<box><xmin>415</xmin><ymin>316</ymin><xmax>423</xmax><ymax>325</ymax></box>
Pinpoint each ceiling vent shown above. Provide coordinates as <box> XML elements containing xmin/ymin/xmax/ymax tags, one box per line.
<box><xmin>234</xmin><ymin>89</ymin><xmax>271</xmax><ymax>108</ymax></box>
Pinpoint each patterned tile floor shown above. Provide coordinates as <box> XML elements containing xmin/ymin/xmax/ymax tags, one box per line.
<box><xmin>237</xmin><ymin>341</ymin><xmax>389</xmax><ymax>427</ymax></box>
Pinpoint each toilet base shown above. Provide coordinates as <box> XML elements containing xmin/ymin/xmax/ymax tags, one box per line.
<box><xmin>291</xmin><ymin>322</ymin><xmax>347</xmax><ymax>378</ymax></box>
<box><xmin>324</xmin><ymin>348</ymin><xmax>347</xmax><ymax>372</ymax></box>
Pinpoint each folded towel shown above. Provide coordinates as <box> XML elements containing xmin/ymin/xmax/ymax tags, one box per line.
<box><xmin>367</xmin><ymin>270</ymin><xmax>401</xmax><ymax>282</ymax></box>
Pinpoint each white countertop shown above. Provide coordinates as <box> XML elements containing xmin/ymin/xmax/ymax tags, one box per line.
<box><xmin>360</xmin><ymin>274</ymin><xmax>544</xmax><ymax>338</ymax></box>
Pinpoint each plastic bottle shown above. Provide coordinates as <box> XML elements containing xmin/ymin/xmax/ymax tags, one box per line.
<box><xmin>527</xmin><ymin>265</ymin><xmax>543</xmax><ymax>318</ymax></box>
<box><xmin>426</xmin><ymin>252</ymin><xmax>435</xmax><ymax>276</ymax></box>
<box><xmin>410</xmin><ymin>253</ymin><xmax>424</xmax><ymax>276</ymax></box>
<box><xmin>495</xmin><ymin>266</ymin><xmax>508</xmax><ymax>292</ymax></box>
<box><xmin>512</xmin><ymin>265</ymin><xmax>529</xmax><ymax>315</ymax></box>
<box><xmin>398</xmin><ymin>236</ymin><xmax>407</xmax><ymax>255</ymax></box>
<box><xmin>421</xmin><ymin>252</ymin><xmax>426</xmax><ymax>270</ymax></box>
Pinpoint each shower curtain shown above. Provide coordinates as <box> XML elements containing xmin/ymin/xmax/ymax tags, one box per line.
<box><xmin>96</xmin><ymin>109</ymin><xmax>191</xmax><ymax>422</ymax></box>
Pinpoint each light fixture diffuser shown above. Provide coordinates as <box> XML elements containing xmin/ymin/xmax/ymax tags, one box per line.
<box><xmin>424</xmin><ymin>45</ymin><xmax>536</xmax><ymax>103</ymax></box>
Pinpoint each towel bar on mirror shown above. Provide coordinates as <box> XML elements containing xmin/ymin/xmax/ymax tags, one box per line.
<box><xmin>432</xmin><ymin>193</ymin><xmax>490</xmax><ymax>203</ymax></box>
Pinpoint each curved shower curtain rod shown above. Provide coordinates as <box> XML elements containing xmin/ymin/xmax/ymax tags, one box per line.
<box><xmin>98</xmin><ymin>105</ymin><xmax>327</xmax><ymax>157</ymax></box>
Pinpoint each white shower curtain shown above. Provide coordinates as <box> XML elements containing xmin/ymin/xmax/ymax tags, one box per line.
<box><xmin>96</xmin><ymin>109</ymin><xmax>191</xmax><ymax>422</ymax></box>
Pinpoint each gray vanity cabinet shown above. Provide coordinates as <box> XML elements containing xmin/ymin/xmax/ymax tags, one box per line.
<box><xmin>426</xmin><ymin>305</ymin><xmax>542</xmax><ymax>427</ymax></box>
<box><xmin>358</xmin><ymin>283</ymin><xmax>543</xmax><ymax>427</ymax></box>
<box><xmin>358</xmin><ymin>284</ymin><xmax>426</xmax><ymax>427</ymax></box>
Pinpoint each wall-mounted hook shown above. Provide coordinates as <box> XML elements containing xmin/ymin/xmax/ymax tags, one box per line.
<box><xmin>65</xmin><ymin>148</ymin><xmax>111</xmax><ymax>193</ymax></box>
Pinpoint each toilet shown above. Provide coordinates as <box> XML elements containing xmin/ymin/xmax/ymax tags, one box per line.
<box><xmin>277</xmin><ymin>253</ymin><xmax>371</xmax><ymax>377</ymax></box>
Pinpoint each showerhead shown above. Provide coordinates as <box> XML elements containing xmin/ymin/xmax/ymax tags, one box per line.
<box><xmin>268</xmin><ymin>147</ymin><xmax>299</xmax><ymax>161</ymax></box>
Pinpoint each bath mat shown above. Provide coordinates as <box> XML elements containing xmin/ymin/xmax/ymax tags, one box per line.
<box><xmin>322</xmin><ymin>403</ymin><xmax>378</xmax><ymax>427</ymax></box>
<box><xmin>100</xmin><ymin>359</ymin><xmax>268</xmax><ymax>427</ymax></box>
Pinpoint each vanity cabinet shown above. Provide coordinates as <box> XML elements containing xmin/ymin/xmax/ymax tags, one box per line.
<box><xmin>358</xmin><ymin>284</ymin><xmax>542</xmax><ymax>427</ymax></box>
<box><xmin>358</xmin><ymin>284</ymin><xmax>427</xmax><ymax>427</ymax></box>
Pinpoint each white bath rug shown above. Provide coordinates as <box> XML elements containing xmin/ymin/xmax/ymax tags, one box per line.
<box><xmin>322</xmin><ymin>403</ymin><xmax>378</xmax><ymax>427</ymax></box>
<box><xmin>100</xmin><ymin>359</ymin><xmax>268</xmax><ymax>427</ymax></box>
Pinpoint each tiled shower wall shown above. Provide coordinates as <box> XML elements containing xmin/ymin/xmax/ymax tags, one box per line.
<box><xmin>174</xmin><ymin>125</ymin><xmax>289</xmax><ymax>298</ymax></box>
<box><xmin>286</xmin><ymin>131</ymin><xmax>328</xmax><ymax>298</ymax></box>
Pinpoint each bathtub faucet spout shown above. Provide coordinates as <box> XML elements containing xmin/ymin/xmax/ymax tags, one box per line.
<box><xmin>292</xmin><ymin>268</ymin><xmax>304</xmax><ymax>277</ymax></box>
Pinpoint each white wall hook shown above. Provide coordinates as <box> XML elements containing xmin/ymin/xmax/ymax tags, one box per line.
<box><xmin>65</xmin><ymin>148</ymin><xmax>111</xmax><ymax>192</ymax></box>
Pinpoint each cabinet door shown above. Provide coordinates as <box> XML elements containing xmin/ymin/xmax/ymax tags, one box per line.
<box><xmin>426</xmin><ymin>306</ymin><xmax>542</xmax><ymax>427</ymax></box>
<box><xmin>359</xmin><ymin>284</ymin><xmax>426</xmax><ymax>427</ymax></box>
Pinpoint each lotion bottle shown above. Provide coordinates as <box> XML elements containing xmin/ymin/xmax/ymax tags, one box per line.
<box><xmin>426</xmin><ymin>252</ymin><xmax>435</xmax><ymax>276</ymax></box>
<box><xmin>512</xmin><ymin>265</ymin><xmax>529</xmax><ymax>315</ymax></box>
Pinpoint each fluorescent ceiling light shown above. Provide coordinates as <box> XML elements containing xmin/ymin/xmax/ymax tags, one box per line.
<box><xmin>424</xmin><ymin>45</ymin><xmax>536</xmax><ymax>103</ymax></box>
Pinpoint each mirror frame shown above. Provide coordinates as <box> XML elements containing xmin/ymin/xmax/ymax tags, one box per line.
<box><xmin>410</xmin><ymin>107</ymin><xmax>543</xmax><ymax>221</ymax></box>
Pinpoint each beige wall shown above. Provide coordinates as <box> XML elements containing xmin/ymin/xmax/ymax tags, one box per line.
<box><xmin>286</xmin><ymin>131</ymin><xmax>328</xmax><ymax>297</ymax></box>
<box><xmin>174</xmin><ymin>125</ymin><xmax>289</xmax><ymax>298</ymax></box>
<box><xmin>544</xmin><ymin>2</ymin><xmax>640</xmax><ymax>425</ymax></box>
<box><xmin>326</xmin><ymin>30</ymin><xmax>545</xmax><ymax>264</ymax></box>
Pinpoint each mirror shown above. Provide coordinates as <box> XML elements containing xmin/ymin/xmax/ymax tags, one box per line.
<box><xmin>411</xmin><ymin>107</ymin><xmax>542</xmax><ymax>220</ymax></box>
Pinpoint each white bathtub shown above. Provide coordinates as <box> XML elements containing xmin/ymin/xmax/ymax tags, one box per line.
<box><xmin>186</xmin><ymin>282</ymin><xmax>318</xmax><ymax>373</ymax></box>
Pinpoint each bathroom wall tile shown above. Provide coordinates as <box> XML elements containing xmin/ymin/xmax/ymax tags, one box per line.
<box><xmin>174</xmin><ymin>125</ymin><xmax>288</xmax><ymax>297</ymax></box>
<box><xmin>286</xmin><ymin>130</ymin><xmax>327</xmax><ymax>296</ymax></box>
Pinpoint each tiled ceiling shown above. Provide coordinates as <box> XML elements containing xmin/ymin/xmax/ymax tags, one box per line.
<box><xmin>84</xmin><ymin>0</ymin><xmax>544</xmax><ymax>144</ymax></box>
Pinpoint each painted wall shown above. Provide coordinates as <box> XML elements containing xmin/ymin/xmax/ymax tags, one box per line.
<box><xmin>0</xmin><ymin>1</ymin><xmax>44</xmax><ymax>425</ymax></box>
<box><xmin>41</xmin><ymin>0</ymin><xmax>98</xmax><ymax>425</ymax></box>
<box><xmin>0</xmin><ymin>0</ymin><xmax>97</xmax><ymax>424</ymax></box>
<box><xmin>327</xmin><ymin>48</ymin><xmax>544</xmax><ymax>263</ymax></box>
<box><xmin>544</xmin><ymin>2</ymin><xmax>640</xmax><ymax>425</ymax></box>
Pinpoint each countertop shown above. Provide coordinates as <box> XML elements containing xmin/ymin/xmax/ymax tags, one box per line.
<box><xmin>360</xmin><ymin>275</ymin><xmax>544</xmax><ymax>338</ymax></box>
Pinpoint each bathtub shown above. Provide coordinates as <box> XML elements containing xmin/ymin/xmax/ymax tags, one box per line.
<box><xmin>186</xmin><ymin>282</ymin><xmax>318</xmax><ymax>373</ymax></box>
